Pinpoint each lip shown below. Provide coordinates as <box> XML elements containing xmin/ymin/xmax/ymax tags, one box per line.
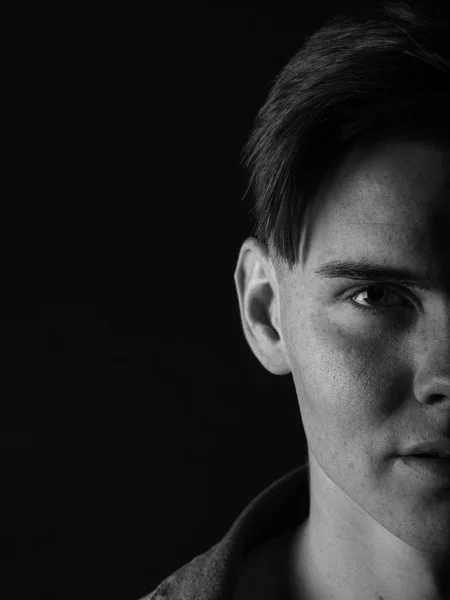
<box><xmin>401</xmin><ymin>439</ymin><xmax>450</xmax><ymax>458</ymax></box>
<box><xmin>399</xmin><ymin>455</ymin><xmax>450</xmax><ymax>481</ymax></box>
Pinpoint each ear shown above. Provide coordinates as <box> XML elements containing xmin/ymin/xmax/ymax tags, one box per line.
<box><xmin>234</xmin><ymin>237</ymin><xmax>291</xmax><ymax>375</ymax></box>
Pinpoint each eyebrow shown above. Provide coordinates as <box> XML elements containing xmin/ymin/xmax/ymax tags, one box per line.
<box><xmin>313</xmin><ymin>260</ymin><xmax>434</xmax><ymax>291</ymax></box>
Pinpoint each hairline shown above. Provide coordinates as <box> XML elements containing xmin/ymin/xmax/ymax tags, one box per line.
<box><xmin>267</xmin><ymin>132</ymin><xmax>450</xmax><ymax>282</ymax></box>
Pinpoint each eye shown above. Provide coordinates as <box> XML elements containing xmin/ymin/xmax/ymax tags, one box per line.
<box><xmin>349</xmin><ymin>285</ymin><xmax>412</xmax><ymax>314</ymax></box>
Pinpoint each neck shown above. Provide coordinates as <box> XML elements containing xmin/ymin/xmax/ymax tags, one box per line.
<box><xmin>286</xmin><ymin>456</ymin><xmax>450</xmax><ymax>600</ymax></box>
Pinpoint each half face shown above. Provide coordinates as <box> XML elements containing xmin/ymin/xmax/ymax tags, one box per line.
<box><xmin>235</xmin><ymin>137</ymin><xmax>450</xmax><ymax>554</ymax></box>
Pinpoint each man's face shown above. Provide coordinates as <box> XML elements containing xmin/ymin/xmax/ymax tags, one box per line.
<box><xmin>236</xmin><ymin>137</ymin><xmax>450</xmax><ymax>554</ymax></box>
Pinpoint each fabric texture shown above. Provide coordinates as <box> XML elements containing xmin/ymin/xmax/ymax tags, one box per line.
<box><xmin>140</xmin><ymin>461</ymin><xmax>310</xmax><ymax>600</ymax></box>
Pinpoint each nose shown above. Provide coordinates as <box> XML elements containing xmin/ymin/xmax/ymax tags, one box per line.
<box><xmin>413</xmin><ymin>334</ymin><xmax>450</xmax><ymax>410</ymax></box>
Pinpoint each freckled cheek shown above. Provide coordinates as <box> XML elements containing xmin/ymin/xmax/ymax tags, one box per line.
<box><xmin>290</xmin><ymin>319</ymin><xmax>396</xmax><ymax>437</ymax></box>
<box><xmin>292</xmin><ymin>313</ymin><xmax>385</xmax><ymax>381</ymax></box>
<box><xmin>312</xmin><ymin>315</ymin><xmax>395</xmax><ymax>380</ymax></box>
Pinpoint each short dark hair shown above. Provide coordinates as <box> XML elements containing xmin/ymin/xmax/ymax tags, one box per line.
<box><xmin>241</xmin><ymin>0</ymin><xmax>450</xmax><ymax>277</ymax></box>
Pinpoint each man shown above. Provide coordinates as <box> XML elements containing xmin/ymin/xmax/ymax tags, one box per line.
<box><xmin>144</xmin><ymin>0</ymin><xmax>450</xmax><ymax>598</ymax></box>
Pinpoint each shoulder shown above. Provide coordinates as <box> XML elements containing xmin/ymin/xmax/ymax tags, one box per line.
<box><xmin>137</xmin><ymin>568</ymin><xmax>181</xmax><ymax>600</ymax></box>
<box><xmin>232</xmin><ymin>530</ymin><xmax>295</xmax><ymax>600</ymax></box>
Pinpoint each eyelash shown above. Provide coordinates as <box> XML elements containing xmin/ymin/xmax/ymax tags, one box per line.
<box><xmin>348</xmin><ymin>285</ymin><xmax>413</xmax><ymax>315</ymax></box>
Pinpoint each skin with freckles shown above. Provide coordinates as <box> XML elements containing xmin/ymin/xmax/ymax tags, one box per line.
<box><xmin>234</xmin><ymin>138</ymin><xmax>450</xmax><ymax>599</ymax></box>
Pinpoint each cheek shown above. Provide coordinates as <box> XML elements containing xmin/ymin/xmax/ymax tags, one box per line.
<box><xmin>288</xmin><ymin>313</ymin><xmax>401</xmax><ymax>448</ymax></box>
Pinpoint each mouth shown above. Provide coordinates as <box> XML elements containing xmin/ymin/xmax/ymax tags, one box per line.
<box><xmin>400</xmin><ymin>454</ymin><xmax>450</xmax><ymax>479</ymax></box>
<box><xmin>411</xmin><ymin>453</ymin><xmax>450</xmax><ymax>459</ymax></box>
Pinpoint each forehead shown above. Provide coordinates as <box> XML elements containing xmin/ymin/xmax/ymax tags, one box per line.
<box><xmin>306</xmin><ymin>139</ymin><xmax>450</xmax><ymax>269</ymax></box>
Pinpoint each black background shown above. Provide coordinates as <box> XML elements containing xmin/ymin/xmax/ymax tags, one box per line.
<box><xmin>0</xmin><ymin>5</ymin><xmax>346</xmax><ymax>599</ymax></box>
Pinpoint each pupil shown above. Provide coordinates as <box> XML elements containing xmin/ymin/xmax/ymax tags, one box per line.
<box><xmin>367</xmin><ymin>287</ymin><xmax>385</xmax><ymax>302</ymax></box>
